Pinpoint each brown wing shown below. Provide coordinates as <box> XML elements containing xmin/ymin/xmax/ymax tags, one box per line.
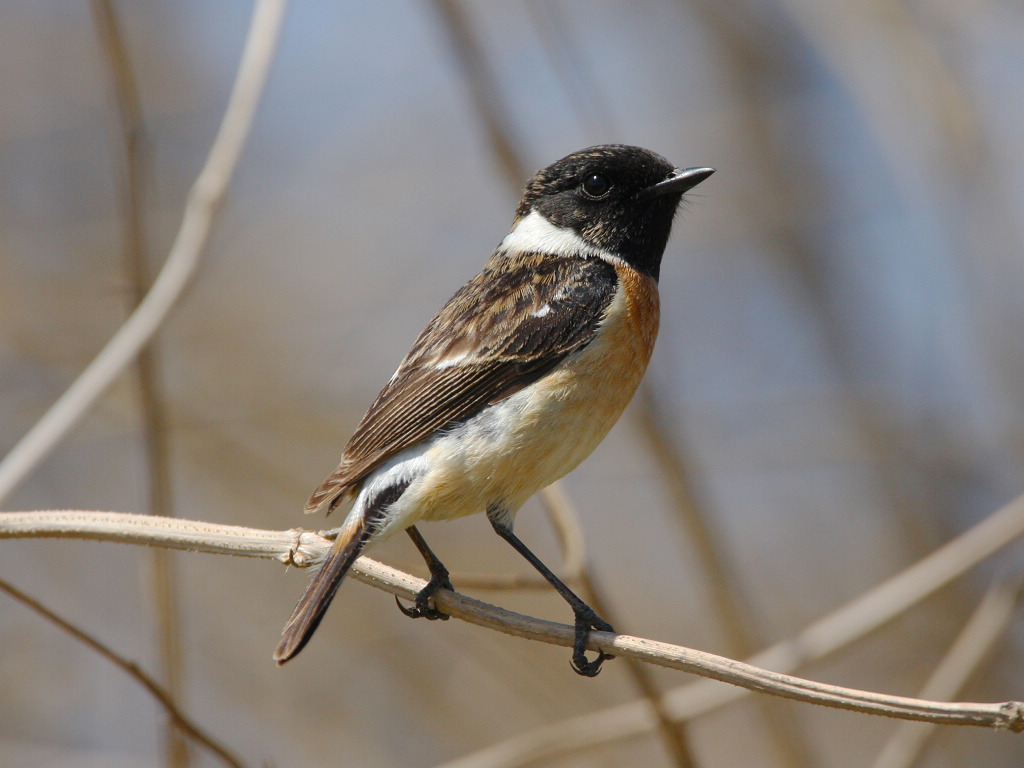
<box><xmin>305</xmin><ymin>251</ymin><xmax>619</xmax><ymax>514</ymax></box>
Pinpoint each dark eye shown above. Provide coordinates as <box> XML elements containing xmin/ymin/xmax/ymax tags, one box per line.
<box><xmin>581</xmin><ymin>173</ymin><xmax>610</xmax><ymax>199</ymax></box>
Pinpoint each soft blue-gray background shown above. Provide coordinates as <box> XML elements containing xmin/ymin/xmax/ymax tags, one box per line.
<box><xmin>1</xmin><ymin>1</ymin><xmax>1023</xmax><ymax>766</ymax></box>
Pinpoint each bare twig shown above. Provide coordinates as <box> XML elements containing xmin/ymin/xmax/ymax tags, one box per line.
<box><xmin>90</xmin><ymin>2</ymin><xmax>186</xmax><ymax>764</ymax></box>
<box><xmin>578</xmin><ymin>572</ymin><xmax>697</xmax><ymax>768</ymax></box>
<box><xmin>525</xmin><ymin>0</ymin><xmax>620</xmax><ymax>137</ymax></box>
<box><xmin>871</xmin><ymin>573</ymin><xmax>1024</xmax><ymax>768</ymax></box>
<box><xmin>445</xmin><ymin>483</ymin><xmax>584</xmax><ymax>590</ymax></box>
<box><xmin>430</xmin><ymin>490</ymin><xmax>1024</xmax><ymax>768</ymax></box>
<box><xmin>635</xmin><ymin>386</ymin><xmax>760</xmax><ymax>656</ymax></box>
<box><xmin>540</xmin><ymin>485</ymin><xmax>698</xmax><ymax>768</ymax></box>
<box><xmin>2</xmin><ymin>508</ymin><xmax>1022</xmax><ymax>737</ymax></box>
<box><xmin>638</xmin><ymin>385</ymin><xmax>816</xmax><ymax>768</ymax></box>
<box><xmin>0</xmin><ymin>0</ymin><xmax>289</xmax><ymax>506</ymax></box>
<box><xmin>0</xmin><ymin>577</ymin><xmax>245</xmax><ymax>768</ymax></box>
<box><xmin>2</xmin><ymin>6</ymin><xmax>288</xmax><ymax>765</ymax></box>
<box><xmin>538</xmin><ymin>483</ymin><xmax>586</xmax><ymax>580</ymax></box>
<box><xmin>429</xmin><ymin>0</ymin><xmax>530</xmax><ymax>186</ymax></box>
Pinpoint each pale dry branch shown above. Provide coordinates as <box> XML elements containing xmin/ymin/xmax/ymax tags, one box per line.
<box><xmin>538</xmin><ymin>483</ymin><xmax>586</xmax><ymax>579</ymax></box>
<box><xmin>2</xmin><ymin>509</ymin><xmax>1022</xmax><ymax>740</ymax></box>
<box><xmin>0</xmin><ymin>0</ymin><xmax>289</xmax><ymax>507</ymax></box>
<box><xmin>434</xmin><ymin>490</ymin><xmax>1024</xmax><ymax>768</ymax></box>
<box><xmin>635</xmin><ymin>385</ymin><xmax>762</xmax><ymax>656</ymax></box>
<box><xmin>540</xmin><ymin>483</ymin><xmax>697</xmax><ymax>768</ymax></box>
<box><xmin>637</xmin><ymin>385</ymin><xmax>818</xmax><ymax>768</ymax></box>
<box><xmin>90</xmin><ymin>2</ymin><xmax>186</xmax><ymax>764</ymax></box>
<box><xmin>2</xmin><ymin>5</ymin><xmax>288</xmax><ymax>766</ymax></box>
<box><xmin>871</xmin><ymin>573</ymin><xmax>1024</xmax><ymax>768</ymax></box>
<box><xmin>445</xmin><ymin>482</ymin><xmax>585</xmax><ymax>590</ymax></box>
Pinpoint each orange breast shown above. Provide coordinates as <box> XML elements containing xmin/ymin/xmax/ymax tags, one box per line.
<box><xmin>414</xmin><ymin>264</ymin><xmax>661</xmax><ymax>521</ymax></box>
<box><xmin>610</xmin><ymin>263</ymin><xmax>660</xmax><ymax>371</ymax></box>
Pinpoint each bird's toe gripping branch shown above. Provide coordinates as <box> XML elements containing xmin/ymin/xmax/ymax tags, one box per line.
<box><xmin>395</xmin><ymin>569</ymin><xmax>453</xmax><ymax>621</ymax></box>
<box><xmin>570</xmin><ymin>610</ymin><xmax>615</xmax><ymax>677</ymax></box>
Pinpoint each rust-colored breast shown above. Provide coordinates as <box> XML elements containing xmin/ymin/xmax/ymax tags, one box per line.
<box><xmin>611</xmin><ymin>263</ymin><xmax>660</xmax><ymax>374</ymax></box>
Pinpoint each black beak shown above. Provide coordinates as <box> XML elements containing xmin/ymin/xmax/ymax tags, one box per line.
<box><xmin>646</xmin><ymin>166</ymin><xmax>715</xmax><ymax>197</ymax></box>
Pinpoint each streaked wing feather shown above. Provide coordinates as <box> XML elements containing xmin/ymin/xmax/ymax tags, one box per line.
<box><xmin>306</xmin><ymin>252</ymin><xmax>618</xmax><ymax>513</ymax></box>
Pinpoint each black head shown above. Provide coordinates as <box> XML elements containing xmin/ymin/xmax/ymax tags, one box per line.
<box><xmin>515</xmin><ymin>145</ymin><xmax>714</xmax><ymax>280</ymax></box>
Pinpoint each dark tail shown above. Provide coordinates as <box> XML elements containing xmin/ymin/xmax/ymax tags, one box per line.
<box><xmin>274</xmin><ymin>519</ymin><xmax>368</xmax><ymax>664</ymax></box>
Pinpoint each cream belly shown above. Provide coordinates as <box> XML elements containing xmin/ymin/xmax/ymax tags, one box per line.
<box><xmin>357</xmin><ymin>268</ymin><xmax>659</xmax><ymax>541</ymax></box>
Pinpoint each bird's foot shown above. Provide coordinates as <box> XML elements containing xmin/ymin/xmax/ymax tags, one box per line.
<box><xmin>570</xmin><ymin>610</ymin><xmax>615</xmax><ymax>677</ymax></box>
<box><xmin>396</xmin><ymin>568</ymin><xmax>453</xmax><ymax>621</ymax></box>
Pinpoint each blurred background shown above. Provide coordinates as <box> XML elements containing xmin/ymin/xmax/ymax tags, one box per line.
<box><xmin>2</xmin><ymin>1</ymin><xmax>1023</xmax><ymax>766</ymax></box>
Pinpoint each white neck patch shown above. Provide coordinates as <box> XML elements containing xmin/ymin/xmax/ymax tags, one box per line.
<box><xmin>499</xmin><ymin>209</ymin><xmax>619</xmax><ymax>264</ymax></box>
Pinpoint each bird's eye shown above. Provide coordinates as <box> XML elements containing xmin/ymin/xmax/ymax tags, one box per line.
<box><xmin>581</xmin><ymin>173</ymin><xmax>610</xmax><ymax>199</ymax></box>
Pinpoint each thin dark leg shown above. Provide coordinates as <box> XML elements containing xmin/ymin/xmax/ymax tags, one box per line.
<box><xmin>487</xmin><ymin>506</ymin><xmax>614</xmax><ymax>677</ymax></box>
<box><xmin>396</xmin><ymin>525</ymin><xmax>453</xmax><ymax>621</ymax></box>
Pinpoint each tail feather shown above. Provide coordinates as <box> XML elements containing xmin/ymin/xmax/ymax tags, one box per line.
<box><xmin>274</xmin><ymin>519</ymin><xmax>368</xmax><ymax>664</ymax></box>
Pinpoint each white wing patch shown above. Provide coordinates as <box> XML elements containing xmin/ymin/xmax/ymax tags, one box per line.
<box><xmin>432</xmin><ymin>351</ymin><xmax>471</xmax><ymax>369</ymax></box>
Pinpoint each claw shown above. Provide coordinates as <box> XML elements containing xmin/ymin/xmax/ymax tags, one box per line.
<box><xmin>395</xmin><ymin>594</ymin><xmax>422</xmax><ymax>618</ymax></box>
<box><xmin>395</xmin><ymin>594</ymin><xmax>450</xmax><ymax>621</ymax></box>
<box><xmin>569</xmin><ymin>612</ymin><xmax>615</xmax><ymax>677</ymax></box>
<box><xmin>571</xmin><ymin>649</ymin><xmax>614</xmax><ymax>677</ymax></box>
<box><xmin>395</xmin><ymin>571</ymin><xmax>453</xmax><ymax>621</ymax></box>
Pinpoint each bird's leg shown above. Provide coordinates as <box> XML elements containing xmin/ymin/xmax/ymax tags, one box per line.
<box><xmin>396</xmin><ymin>525</ymin><xmax>453</xmax><ymax>621</ymax></box>
<box><xmin>487</xmin><ymin>505</ymin><xmax>614</xmax><ymax>677</ymax></box>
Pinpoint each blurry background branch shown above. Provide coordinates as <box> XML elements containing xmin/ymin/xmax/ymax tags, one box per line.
<box><xmin>0</xmin><ymin>0</ymin><xmax>288</xmax><ymax>506</ymax></box>
<box><xmin>0</xmin><ymin>4</ymin><xmax>286</xmax><ymax>764</ymax></box>
<box><xmin>90</xmin><ymin>1</ymin><xmax>186</xmax><ymax>764</ymax></box>
<box><xmin>0</xmin><ymin>577</ymin><xmax>244</xmax><ymax>768</ymax></box>
<box><xmin>870</xmin><ymin>572</ymin><xmax>1024</xmax><ymax>768</ymax></box>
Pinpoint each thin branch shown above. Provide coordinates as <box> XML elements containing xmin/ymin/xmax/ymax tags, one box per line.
<box><xmin>0</xmin><ymin>0</ymin><xmax>289</xmax><ymax>506</ymax></box>
<box><xmin>429</xmin><ymin>0</ymin><xmax>530</xmax><ymax>186</ymax></box>
<box><xmin>432</xmin><ymin>490</ymin><xmax>1024</xmax><ymax>768</ymax></box>
<box><xmin>0</xmin><ymin>577</ymin><xmax>245</xmax><ymax>768</ymax></box>
<box><xmin>90</xmin><ymin>2</ymin><xmax>186</xmax><ymax>765</ymax></box>
<box><xmin>2</xmin><ymin>8</ymin><xmax>287</xmax><ymax>766</ymax></box>
<box><xmin>443</xmin><ymin>483</ymin><xmax>585</xmax><ymax>590</ymax></box>
<box><xmin>538</xmin><ymin>483</ymin><xmax>586</xmax><ymax>580</ymax></box>
<box><xmin>635</xmin><ymin>386</ymin><xmax>761</xmax><ymax>657</ymax></box>
<box><xmin>2</xmin><ymin>509</ymin><xmax>1022</xmax><ymax>736</ymax></box>
<box><xmin>871</xmin><ymin>573</ymin><xmax>1024</xmax><ymax>768</ymax></box>
<box><xmin>577</xmin><ymin>570</ymin><xmax>697</xmax><ymax>768</ymax></box>
<box><xmin>524</xmin><ymin>0</ymin><xmax>620</xmax><ymax>137</ymax></box>
<box><xmin>540</xmin><ymin>485</ymin><xmax>698</xmax><ymax>768</ymax></box>
<box><xmin>636</xmin><ymin>386</ymin><xmax>813</xmax><ymax>768</ymax></box>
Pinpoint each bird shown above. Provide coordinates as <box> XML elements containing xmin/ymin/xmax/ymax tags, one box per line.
<box><xmin>274</xmin><ymin>145</ymin><xmax>714</xmax><ymax>676</ymax></box>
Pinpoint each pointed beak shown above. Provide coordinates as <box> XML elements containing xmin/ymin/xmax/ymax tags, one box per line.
<box><xmin>646</xmin><ymin>166</ymin><xmax>715</xmax><ymax>197</ymax></box>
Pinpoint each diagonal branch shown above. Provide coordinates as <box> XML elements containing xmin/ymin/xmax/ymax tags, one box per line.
<box><xmin>0</xmin><ymin>577</ymin><xmax>245</xmax><ymax>768</ymax></box>
<box><xmin>870</xmin><ymin>573</ymin><xmax>1024</xmax><ymax>768</ymax></box>
<box><xmin>0</xmin><ymin>0</ymin><xmax>289</xmax><ymax>507</ymax></box>
<box><xmin>432</xmin><ymin>488</ymin><xmax>1024</xmax><ymax>768</ymax></box>
<box><xmin>2</xmin><ymin>508</ymin><xmax>1022</xmax><ymax>734</ymax></box>
<box><xmin>90</xmin><ymin>2</ymin><xmax>187</xmax><ymax>765</ymax></box>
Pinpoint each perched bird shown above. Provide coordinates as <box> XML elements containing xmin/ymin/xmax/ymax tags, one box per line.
<box><xmin>274</xmin><ymin>145</ymin><xmax>713</xmax><ymax>676</ymax></box>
